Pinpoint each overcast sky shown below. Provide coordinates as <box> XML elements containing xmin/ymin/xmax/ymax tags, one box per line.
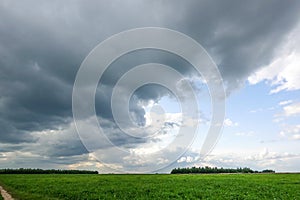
<box><xmin>1</xmin><ymin>0</ymin><xmax>300</xmax><ymax>173</ymax></box>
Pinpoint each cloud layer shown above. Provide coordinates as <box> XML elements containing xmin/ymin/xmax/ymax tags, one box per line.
<box><xmin>1</xmin><ymin>0</ymin><xmax>300</xmax><ymax>171</ymax></box>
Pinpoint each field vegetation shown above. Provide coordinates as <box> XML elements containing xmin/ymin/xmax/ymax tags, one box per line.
<box><xmin>0</xmin><ymin>173</ymin><xmax>299</xmax><ymax>199</ymax></box>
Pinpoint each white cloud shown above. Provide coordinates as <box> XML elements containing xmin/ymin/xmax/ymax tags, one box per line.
<box><xmin>248</xmin><ymin>23</ymin><xmax>300</xmax><ymax>93</ymax></box>
<box><xmin>177</xmin><ymin>155</ymin><xmax>199</xmax><ymax>163</ymax></box>
<box><xmin>67</xmin><ymin>154</ymin><xmax>123</xmax><ymax>173</ymax></box>
<box><xmin>249</xmin><ymin>108</ymin><xmax>263</xmax><ymax>113</ymax></box>
<box><xmin>199</xmin><ymin>149</ymin><xmax>300</xmax><ymax>171</ymax></box>
<box><xmin>223</xmin><ymin>118</ymin><xmax>238</xmax><ymax>127</ymax></box>
<box><xmin>273</xmin><ymin>101</ymin><xmax>300</xmax><ymax>123</ymax></box>
<box><xmin>279</xmin><ymin>100</ymin><xmax>293</xmax><ymax>106</ymax></box>
<box><xmin>235</xmin><ymin>131</ymin><xmax>254</xmax><ymax>137</ymax></box>
<box><xmin>244</xmin><ymin>148</ymin><xmax>299</xmax><ymax>162</ymax></box>
<box><xmin>280</xmin><ymin>124</ymin><xmax>300</xmax><ymax>140</ymax></box>
<box><xmin>282</xmin><ymin>102</ymin><xmax>300</xmax><ymax>117</ymax></box>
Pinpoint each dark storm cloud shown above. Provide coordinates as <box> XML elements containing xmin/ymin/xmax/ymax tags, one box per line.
<box><xmin>96</xmin><ymin>50</ymin><xmax>193</xmax><ymax>126</ymax></box>
<box><xmin>0</xmin><ymin>0</ymin><xmax>167</xmax><ymax>144</ymax></box>
<box><xmin>0</xmin><ymin>0</ymin><xmax>300</xmax><ymax>162</ymax></box>
<box><xmin>171</xmin><ymin>0</ymin><xmax>300</xmax><ymax>91</ymax></box>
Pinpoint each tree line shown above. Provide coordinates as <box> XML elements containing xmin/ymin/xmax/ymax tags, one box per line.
<box><xmin>0</xmin><ymin>168</ymin><xmax>98</xmax><ymax>174</ymax></box>
<box><xmin>171</xmin><ymin>166</ymin><xmax>275</xmax><ymax>174</ymax></box>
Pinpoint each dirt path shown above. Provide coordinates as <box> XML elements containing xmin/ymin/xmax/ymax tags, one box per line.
<box><xmin>0</xmin><ymin>186</ymin><xmax>14</xmax><ymax>200</ymax></box>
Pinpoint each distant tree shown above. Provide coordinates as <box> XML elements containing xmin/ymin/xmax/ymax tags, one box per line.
<box><xmin>0</xmin><ymin>168</ymin><xmax>98</xmax><ymax>174</ymax></box>
<box><xmin>261</xmin><ymin>169</ymin><xmax>275</xmax><ymax>173</ymax></box>
<box><xmin>170</xmin><ymin>166</ymin><xmax>275</xmax><ymax>174</ymax></box>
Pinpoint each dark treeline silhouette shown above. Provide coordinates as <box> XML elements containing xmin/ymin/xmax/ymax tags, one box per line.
<box><xmin>261</xmin><ymin>169</ymin><xmax>276</xmax><ymax>173</ymax></box>
<box><xmin>0</xmin><ymin>168</ymin><xmax>98</xmax><ymax>174</ymax></box>
<box><xmin>171</xmin><ymin>166</ymin><xmax>275</xmax><ymax>174</ymax></box>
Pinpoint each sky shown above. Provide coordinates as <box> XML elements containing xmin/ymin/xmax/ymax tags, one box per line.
<box><xmin>0</xmin><ymin>0</ymin><xmax>300</xmax><ymax>173</ymax></box>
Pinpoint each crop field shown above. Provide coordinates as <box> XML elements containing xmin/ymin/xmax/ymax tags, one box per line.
<box><xmin>0</xmin><ymin>173</ymin><xmax>299</xmax><ymax>199</ymax></box>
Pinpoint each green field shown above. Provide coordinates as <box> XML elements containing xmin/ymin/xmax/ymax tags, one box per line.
<box><xmin>0</xmin><ymin>174</ymin><xmax>299</xmax><ymax>199</ymax></box>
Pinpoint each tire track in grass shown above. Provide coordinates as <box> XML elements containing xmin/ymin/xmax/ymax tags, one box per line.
<box><xmin>0</xmin><ymin>186</ymin><xmax>14</xmax><ymax>200</ymax></box>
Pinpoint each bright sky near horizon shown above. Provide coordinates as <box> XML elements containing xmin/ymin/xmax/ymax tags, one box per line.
<box><xmin>0</xmin><ymin>0</ymin><xmax>300</xmax><ymax>173</ymax></box>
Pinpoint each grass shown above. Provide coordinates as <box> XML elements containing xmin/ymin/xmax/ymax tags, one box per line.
<box><xmin>0</xmin><ymin>173</ymin><xmax>299</xmax><ymax>199</ymax></box>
